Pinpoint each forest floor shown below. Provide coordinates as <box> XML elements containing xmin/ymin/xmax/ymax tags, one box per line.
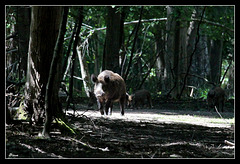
<box><xmin>6</xmin><ymin>101</ymin><xmax>235</xmax><ymax>159</ymax></box>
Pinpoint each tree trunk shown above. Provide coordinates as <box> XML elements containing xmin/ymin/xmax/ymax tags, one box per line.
<box><xmin>209</xmin><ymin>39</ymin><xmax>223</xmax><ymax>85</ymax></box>
<box><xmin>124</xmin><ymin>6</ymin><xmax>144</xmax><ymax>81</ymax></box>
<box><xmin>104</xmin><ymin>6</ymin><xmax>121</xmax><ymax>73</ymax></box>
<box><xmin>172</xmin><ymin>11</ymin><xmax>181</xmax><ymax>98</ymax></box>
<box><xmin>62</xmin><ymin>25</ymin><xmax>77</xmax><ymax>81</ymax></box>
<box><xmin>153</xmin><ymin>27</ymin><xmax>166</xmax><ymax>92</ymax></box>
<box><xmin>43</xmin><ymin>7</ymin><xmax>68</xmax><ymax>138</ymax></box>
<box><xmin>165</xmin><ymin>6</ymin><xmax>181</xmax><ymax>98</ymax></box>
<box><xmin>179</xmin><ymin>7</ymin><xmax>201</xmax><ymax>98</ymax></box>
<box><xmin>24</xmin><ymin>6</ymin><xmax>62</xmax><ymax>124</ymax></box>
<box><xmin>165</xmin><ymin>6</ymin><xmax>176</xmax><ymax>97</ymax></box>
<box><xmin>178</xmin><ymin>7</ymin><xmax>206</xmax><ymax>99</ymax></box>
<box><xmin>66</xmin><ymin>7</ymin><xmax>83</xmax><ymax>112</ymax></box>
<box><xmin>16</xmin><ymin>6</ymin><xmax>30</xmax><ymax>79</ymax></box>
<box><xmin>77</xmin><ymin>43</ymin><xmax>92</xmax><ymax>97</ymax></box>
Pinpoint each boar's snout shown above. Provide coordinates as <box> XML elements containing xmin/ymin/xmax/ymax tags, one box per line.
<box><xmin>95</xmin><ymin>90</ymin><xmax>105</xmax><ymax>97</ymax></box>
<box><xmin>94</xmin><ymin>83</ymin><xmax>105</xmax><ymax>98</ymax></box>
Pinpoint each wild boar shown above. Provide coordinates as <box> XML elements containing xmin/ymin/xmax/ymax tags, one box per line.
<box><xmin>91</xmin><ymin>70</ymin><xmax>126</xmax><ymax>116</ymax></box>
<box><xmin>127</xmin><ymin>89</ymin><xmax>152</xmax><ymax>109</ymax></box>
<box><xmin>207</xmin><ymin>87</ymin><xmax>225</xmax><ymax>112</ymax></box>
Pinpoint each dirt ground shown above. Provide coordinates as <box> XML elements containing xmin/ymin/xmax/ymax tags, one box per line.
<box><xmin>6</xmin><ymin>102</ymin><xmax>235</xmax><ymax>158</ymax></box>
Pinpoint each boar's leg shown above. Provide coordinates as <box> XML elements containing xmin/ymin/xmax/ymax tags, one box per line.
<box><xmin>119</xmin><ymin>97</ymin><xmax>125</xmax><ymax>116</ymax></box>
<box><xmin>108</xmin><ymin>102</ymin><xmax>114</xmax><ymax>115</ymax></box>
<box><xmin>97</xmin><ymin>100</ymin><xmax>104</xmax><ymax>115</ymax></box>
<box><xmin>105</xmin><ymin>100</ymin><xmax>113</xmax><ymax>115</ymax></box>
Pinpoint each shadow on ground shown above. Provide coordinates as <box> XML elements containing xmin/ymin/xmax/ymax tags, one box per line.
<box><xmin>6</xmin><ymin>108</ymin><xmax>234</xmax><ymax>158</ymax></box>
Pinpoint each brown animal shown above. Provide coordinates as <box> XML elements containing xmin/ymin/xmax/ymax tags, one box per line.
<box><xmin>91</xmin><ymin>70</ymin><xmax>126</xmax><ymax>116</ymax></box>
<box><xmin>207</xmin><ymin>87</ymin><xmax>225</xmax><ymax>112</ymax></box>
<box><xmin>127</xmin><ymin>89</ymin><xmax>152</xmax><ymax>109</ymax></box>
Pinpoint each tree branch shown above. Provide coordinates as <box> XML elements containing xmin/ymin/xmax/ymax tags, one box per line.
<box><xmin>124</xmin><ymin>6</ymin><xmax>144</xmax><ymax>81</ymax></box>
<box><xmin>88</xmin><ymin>17</ymin><xmax>233</xmax><ymax>33</ymax></box>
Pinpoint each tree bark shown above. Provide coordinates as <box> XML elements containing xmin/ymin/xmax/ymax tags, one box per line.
<box><xmin>209</xmin><ymin>39</ymin><xmax>223</xmax><ymax>85</ymax></box>
<box><xmin>165</xmin><ymin>6</ymin><xmax>180</xmax><ymax>98</ymax></box>
<box><xmin>77</xmin><ymin>42</ymin><xmax>92</xmax><ymax>97</ymax></box>
<box><xmin>165</xmin><ymin>6</ymin><xmax>176</xmax><ymax>97</ymax></box>
<box><xmin>24</xmin><ymin>6</ymin><xmax>62</xmax><ymax>124</ymax></box>
<box><xmin>66</xmin><ymin>7</ymin><xmax>83</xmax><ymax>112</ymax></box>
<box><xmin>62</xmin><ymin>25</ymin><xmax>77</xmax><ymax>81</ymax></box>
<box><xmin>104</xmin><ymin>6</ymin><xmax>121</xmax><ymax>73</ymax></box>
<box><xmin>178</xmin><ymin>7</ymin><xmax>206</xmax><ymax>99</ymax></box>
<box><xmin>43</xmin><ymin>7</ymin><xmax>68</xmax><ymax>138</ymax></box>
<box><xmin>16</xmin><ymin>6</ymin><xmax>30</xmax><ymax>79</ymax></box>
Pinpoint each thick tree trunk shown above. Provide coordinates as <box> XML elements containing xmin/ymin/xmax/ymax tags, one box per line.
<box><xmin>16</xmin><ymin>6</ymin><xmax>30</xmax><ymax>79</ymax></box>
<box><xmin>166</xmin><ymin>6</ymin><xmax>181</xmax><ymax>98</ymax></box>
<box><xmin>209</xmin><ymin>39</ymin><xmax>223</xmax><ymax>85</ymax></box>
<box><xmin>179</xmin><ymin>7</ymin><xmax>201</xmax><ymax>98</ymax></box>
<box><xmin>24</xmin><ymin>7</ymin><xmax>62</xmax><ymax>124</ymax></box>
<box><xmin>104</xmin><ymin>6</ymin><xmax>121</xmax><ymax>73</ymax></box>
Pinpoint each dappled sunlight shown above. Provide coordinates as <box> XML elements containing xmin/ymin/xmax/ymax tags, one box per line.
<box><xmin>73</xmin><ymin>108</ymin><xmax>234</xmax><ymax>128</ymax></box>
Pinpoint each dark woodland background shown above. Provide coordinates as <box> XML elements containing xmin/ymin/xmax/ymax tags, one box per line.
<box><xmin>5</xmin><ymin>5</ymin><xmax>235</xmax><ymax>158</ymax></box>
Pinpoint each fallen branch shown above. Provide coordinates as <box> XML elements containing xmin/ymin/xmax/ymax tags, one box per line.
<box><xmin>224</xmin><ymin>140</ymin><xmax>234</xmax><ymax>146</ymax></box>
<box><xmin>86</xmin><ymin>17</ymin><xmax>233</xmax><ymax>32</ymax></box>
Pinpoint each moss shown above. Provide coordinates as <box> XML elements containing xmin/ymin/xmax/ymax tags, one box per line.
<box><xmin>55</xmin><ymin>117</ymin><xmax>78</xmax><ymax>135</ymax></box>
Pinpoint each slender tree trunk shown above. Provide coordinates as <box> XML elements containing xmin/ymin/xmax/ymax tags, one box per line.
<box><xmin>66</xmin><ymin>7</ymin><xmax>83</xmax><ymax>112</ymax></box>
<box><xmin>124</xmin><ymin>6</ymin><xmax>144</xmax><ymax>81</ymax></box>
<box><xmin>62</xmin><ymin>25</ymin><xmax>77</xmax><ymax>81</ymax></box>
<box><xmin>43</xmin><ymin>7</ymin><xmax>68</xmax><ymax>138</ymax></box>
<box><xmin>77</xmin><ymin>43</ymin><xmax>91</xmax><ymax>97</ymax></box>
<box><xmin>165</xmin><ymin>6</ymin><xmax>176</xmax><ymax>97</ymax></box>
<box><xmin>172</xmin><ymin>11</ymin><xmax>181</xmax><ymax>98</ymax></box>
<box><xmin>153</xmin><ymin>27</ymin><xmax>166</xmax><ymax>92</ymax></box>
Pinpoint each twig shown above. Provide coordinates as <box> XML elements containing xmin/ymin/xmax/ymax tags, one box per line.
<box><xmin>214</xmin><ymin>106</ymin><xmax>230</xmax><ymax>125</ymax></box>
<box><xmin>74</xmin><ymin>110</ymin><xmax>98</xmax><ymax>130</ymax></box>
<box><xmin>224</xmin><ymin>140</ymin><xmax>234</xmax><ymax>146</ymax></box>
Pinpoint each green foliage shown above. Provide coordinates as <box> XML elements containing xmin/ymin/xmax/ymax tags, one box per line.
<box><xmin>6</xmin><ymin>6</ymin><xmax>234</xmax><ymax>100</ymax></box>
<box><xmin>196</xmin><ymin>88</ymin><xmax>209</xmax><ymax>99</ymax></box>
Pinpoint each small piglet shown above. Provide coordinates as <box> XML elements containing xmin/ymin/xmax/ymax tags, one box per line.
<box><xmin>91</xmin><ymin>70</ymin><xmax>126</xmax><ymax>116</ymax></box>
<box><xmin>207</xmin><ymin>87</ymin><xmax>225</xmax><ymax>112</ymax></box>
<box><xmin>127</xmin><ymin>89</ymin><xmax>152</xmax><ymax>109</ymax></box>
